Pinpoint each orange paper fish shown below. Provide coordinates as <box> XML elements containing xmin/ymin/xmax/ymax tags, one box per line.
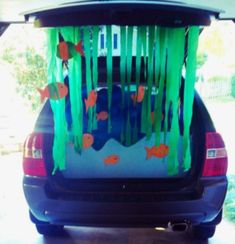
<box><xmin>145</xmin><ymin>144</ymin><xmax>169</xmax><ymax>159</ymax></box>
<box><xmin>97</xmin><ymin>111</ymin><xmax>108</xmax><ymax>121</ymax></box>
<box><xmin>131</xmin><ymin>85</ymin><xmax>145</xmax><ymax>104</ymax></box>
<box><xmin>104</xmin><ymin>155</ymin><xmax>120</xmax><ymax>165</ymax></box>
<box><xmin>85</xmin><ymin>90</ymin><xmax>97</xmax><ymax>113</ymax></box>
<box><xmin>74</xmin><ymin>41</ymin><xmax>85</xmax><ymax>56</ymax></box>
<box><xmin>83</xmin><ymin>133</ymin><xmax>94</xmax><ymax>149</ymax></box>
<box><xmin>37</xmin><ymin>82</ymin><xmax>68</xmax><ymax>102</ymax></box>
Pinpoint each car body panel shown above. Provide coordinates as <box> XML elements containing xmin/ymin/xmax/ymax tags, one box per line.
<box><xmin>23</xmin><ymin>175</ymin><xmax>227</xmax><ymax>227</ymax></box>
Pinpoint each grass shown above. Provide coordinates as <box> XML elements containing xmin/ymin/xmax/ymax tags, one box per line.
<box><xmin>224</xmin><ymin>175</ymin><xmax>235</xmax><ymax>223</ymax></box>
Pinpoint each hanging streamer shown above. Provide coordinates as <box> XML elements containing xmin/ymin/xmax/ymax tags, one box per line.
<box><xmin>92</xmin><ymin>26</ymin><xmax>99</xmax><ymax>130</ymax></box>
<box><xmin>183</xmin><ymin>26</ymin><xmax>200</xmax><ymax>171</ymax></box>
<box><xmin>165</xmin><ymin>28</ymin><xmax>185</xmax><ymax>175</ymax></box>
<box><xmin>146</xmin><ymin>26</ymin><xmax>155</xmax><ymax>140</ymax></box>
<box><xmin>106</xmin><ymin>25</ymin><xmax>113</xmax><ymax>133</ymax></box>
<box><xmin>125</xmin><ymin>26</ymin><xmax>134</xmax><ymax>146</ymax></box>
<box><xmin>133</xmin><ymin>26</ymin><xmax>143</xmax><ymax>143</ymax></box>
<box><xmin>84</xmin><ymin>26</ymin><xmax>93</xmax><ymax>133</ymax></box>
<box><xmin>60</xmin><ymin>27</ymin><xmax>83</xmax><ymax>153</ymax></box>
<box><xmin>47</xmin><ymin>28</ymin><xmax>68</xmax><ymax>173</ymax></box>
<box><xmin>154</xmin><ymin>27</ymin><xmax>168</xmax><ymax>146</ymax></box>
<box><xmin>140</xmin><ymin>26</ymin><xmax>148</xmax><ymax>134</ymax></box>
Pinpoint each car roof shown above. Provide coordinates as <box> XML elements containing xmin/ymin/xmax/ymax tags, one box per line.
<box><xmin>0</xmin><ymin>0</ymin><xmax>234</xmax><ymax>24</ymax></box>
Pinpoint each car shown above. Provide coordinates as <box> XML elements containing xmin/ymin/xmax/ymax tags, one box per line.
<box><xmin>0</xmin><ymin>0</ymin><xmax>231</xmax><ymax>241</ymax></box>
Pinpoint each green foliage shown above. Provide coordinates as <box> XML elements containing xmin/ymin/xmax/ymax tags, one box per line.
<box><xmin>224</xmin><ymin>175</ymin><xmax>235</xmax><ymax>223</ymax></box>
<box><xmin>197</xmin><ymin>52</ymin><xmax>207</xmax><ymax>69</ymax></box>
<box><xmin>231</xmin><ymin>74</ymin><xmax>235</xmax><ymax>98</ymax></box>
<box><xmin>2</xmin><ymin>46</ymin><xmax>47</xmax><ymax>111</ymax></box>
<box><xmin>207</xmin><ymin>76</ymin><xmax>227</xmax><ymax>83</ymax></box>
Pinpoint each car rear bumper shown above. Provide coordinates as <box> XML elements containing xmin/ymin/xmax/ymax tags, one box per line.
<box><xmin>23</xmin><ymin>176</ymin><xmax>227</xmax><ymax>227</ymax></box>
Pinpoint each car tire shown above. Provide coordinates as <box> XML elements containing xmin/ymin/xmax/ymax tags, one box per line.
<box><xmin>35</xmin><ymin>224</ymin><xmax>65</xmax><ymax>236</ymax></box>
<box><xmin>192</xmin><ymin>224</ymin><xmax>216</xmax><ymax>240</ymax></box>
<box><xmin>29</xmin><ymin>210</ymin><xmax>65</xmax><ymax>236</ymax></box>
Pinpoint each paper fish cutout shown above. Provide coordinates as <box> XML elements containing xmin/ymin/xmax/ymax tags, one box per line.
<box><xmin>37</xmin><ymin>82</ymin><xmax>68</xmax><ymax>102</ymax></box>
<box><xmin>97</xmin><ymin>111</ymin><xmax>108</xmax><ymax>121</ymax></box>
<box><xmin>145</xmin><ymin>144</ymin><xmax>169</xmax><ymax>159</ymax></box>
<box><xmin>131</xmin><ymin>85</ymin><xmax>145</xmax><ymax>104</ymax></box>
<box><xmin>57</xmin><ymin>34</ymin><xmax>84</xmax><ymax>61</ymax></box>
<box><xmin>151</xmin><ymin>112</ymin><xmax>164</xmax><ymax>124</ymax></box>
<box><xmin>85</xmin><ymin>90</ymin><xmax>97</xmax><ymax>113</ymax></box>
<box><xmin>104</xmin><ymin>155</ymin><xmax>120</xmax><ymax>165</ymax></box>
<box><xmin>74</xmin><ymin>41</ymin><xmax>85</xmax><ymax>56</ymax></box>
<box><xmin>83</xmin><ymin>133</ymin><xmax>94</xmax><ymax>149</ymax></box>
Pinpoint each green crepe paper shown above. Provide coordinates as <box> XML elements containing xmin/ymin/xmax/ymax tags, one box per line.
<box><xmin>61</xmin><ymin>27</ymin><xmax>83</xmax><ymax>153</ymax></box>
<box><xmin>141</xmin><ymin>26</ymin><xmax>147</xmax><ymax>134</ymax></box>
<box><xmin>154</xmin><ymin>27</ymin><xmax>168</xmax><ymax>146</ymax></box>
<box><xmin>120</xmin><ymin>26</ymin><xmax>127</xmax><ymax>143</ymax></box>
<box><xmin>133</xmin><ymin>26</ymin><xmax>143</xmax><ymax>143</ymax></box>
<box><xmin>125</xmin><ymin>26</ymin><xmax>134</xmax><ymax>146</ymax></box>
<box><xmin>106</xmin><ymin>26</ymin><xmax>113</xmax><ymax>133</ymax></box>
<box><xmin>47</xmin><ymin>28</ymin><xmax>68</xmax><ymax>173</ymax></box>
<box><xmin>84</xmin><ymin>26</ymin><xmax>93</xmax><ymax>133</ymax></box>
<box><xmin>146</xmin><ymin>26</ymin><xmax>155</xmax><ymax>140</ymax></box>
<box><xmin>183</xmin><ymin>26</ymin><xmax>200</xmax><ymax>171</ymax></box>
<box><xmin>92</xmin><ymin>26</ymin><xmax>99</xmax><ymax>130</ymax></box>
<box><xmin>165</xmin><ymin>28</ymin><xmax>185</xmax><ymax>175</ymax></box>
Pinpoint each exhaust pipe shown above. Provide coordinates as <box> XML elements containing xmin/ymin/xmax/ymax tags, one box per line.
<box><xmin>169</xmin><ymin>222</ymin><xmax>189</xmax><ymax>232</ymax></box>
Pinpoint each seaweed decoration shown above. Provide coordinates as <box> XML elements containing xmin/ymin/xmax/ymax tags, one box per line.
<box><xmin>84</xmin><ymin>26</ymin><xmax>93</xmax><ymax>133</ymax></box>
<box><xmin>92</xmin><ymin>26</ymin><xmax>99</xmax><ymax>130</ymax></box>
<box><xmin>45</xmin><ymin>25</ymin><xmax>199</xmax><ymax>176</ymax></box>
<box><xmin>47</xmin><ymin>28</ymin><xmax>68</xmax><ymax>174</ymax></box>
<box><xmin>183</xmin><ymin>26</ymin><xmax>200</xmax><ymax>171</ymax></box>
<box><xmin>146</xmin><ymin>26</ymin><xmax>155</xmax><ymax>140</ymax></box>
<box><xmin>154</xmin><ymin>27</ymin><xmax>167</xmax><ymax>146</ymax></box>
<box><xmin>140</xmin><ymin>26</ymin><xmax>148</xmax><ymax>134</ymax></box>
<box><xmin>120</xmin><ymin>26</ymin><xmax>127</xmax><ymax>143</ymax></box>
<box><xmin>60</xmin><ymin>27</ymin><xmax>83</xmax><ymax>154</ymax></box>
<box><xmin>106</xmin><ymin>25</ymin><xmax>113</xmax><ymax>133</ymax></box>
<box><xmin>165</xmin><ymin>28</ymin><xmax>185</xmax><ymax>175</ymax></box>
<box><xmin>125</xmin><ymin>26</ymin><xmax>134</xmax><ymax>146</ymax></box>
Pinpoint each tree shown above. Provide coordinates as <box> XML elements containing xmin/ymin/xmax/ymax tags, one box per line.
<box><xmin>0</xmin><ymin>25</ymin><xmax>47</xmax><ymax>111</ymax></box>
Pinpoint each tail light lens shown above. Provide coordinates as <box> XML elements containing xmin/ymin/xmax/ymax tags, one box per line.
<box><xmin>23</xmin><ymin>133</ymin><xmax>47</xmax><ymax>177</ymax></box>
<box><xmin>202</xmin><ymin>132</ymin><xmax>228</xmax><ymax>177</ymax></box>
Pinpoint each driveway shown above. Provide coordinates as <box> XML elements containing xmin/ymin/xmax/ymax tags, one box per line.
<box><xmin>0</xmin><ymin>153</ymin><xmax>234</xmax><ymax>244</ymax></box>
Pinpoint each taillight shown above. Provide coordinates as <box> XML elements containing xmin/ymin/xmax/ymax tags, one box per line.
<box><xmin>23</xmin><ymin>133</ymin><xmax>47</xmax><ymax>177</ymax></box>
<box><xmin>202</xmin><ymin>132</ymin><xmax>228</xmax><ymax>177</ymax></box>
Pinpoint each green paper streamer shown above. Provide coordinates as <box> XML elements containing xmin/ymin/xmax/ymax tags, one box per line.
<box><xmin>140</xmin><ymin>26</ymin><xmax>148</xmax><ymax>134</ymax></box>
<box><xmin>125</xmin><ymin>26</ymin><xmax>134</xmax><ymax>146</ymax></box>
<box><xmin>133</xmin><ymin>26</ymin><xmax>143</xmax><ymax>142</ymax></box>
<box><xmin>92</xmin><ymin>26</ymin><xmax>99</xmax><ymax>130</ymax></box>
<box><xmin>84</xmin><ymin>26</ymin><xmax>93</xmax><ymax>133</ymax></box>
<box><xmin>183</xmin><ymin>26</ymin><xmax>200</xmax><ymax>171</ymax></box>
<box><xmin>165</xmin><ymin>28</ymin><xmax>185</xmax><ymax>175</ymax></box>
<box><xmin>106</xmin><ymin>25</ymin><xmax>113</xmax><ymax>133</ymax></box>
<box><xmin>120</xmin><ymin>26</ymin><xmax>127</xmax><ymax>143</ymax></box>
<box><xmin>136</xmin><ymin>26</ymin><xmax>142</xmax><ymax>91</ymax></box>
<box><xmin>154</xmin><ymin>27</ymin><xmax>168</xmax><ymax>146</ymax></box>
<box><xmin>146</xmin><ymin>26</ymin><xmax>155</xmax><ymax>140</ymax></box>
<box><xmin>47</xmin><ymin>28</ymin><xmax>68</xmax><ymax>173</ymax></box>
<box><xmin>61</xmin><ymin>27</ymin><xmax>83</xmax><ymax>153</ymax></box>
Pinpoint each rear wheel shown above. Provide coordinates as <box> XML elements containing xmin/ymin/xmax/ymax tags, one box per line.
<box><xmin>192</xmin><ymin>224</ymin><xmax>216</xmax><ymax>240</ymax></box>
<box><xmin>29</xmin><ymin>210</ymin><xmax>65</xmax><ymax>236</ymax></box>
<box><xmin>35</xmin><ymin>224</ymin><xmax>65</xmax><ymax>236</ymax></box>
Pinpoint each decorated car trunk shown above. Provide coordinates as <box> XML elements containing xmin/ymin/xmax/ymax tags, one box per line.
<box><xmin>39</xmin><ymin>24</ymin><xmax>200</xmax><ymax>179</ymax></box>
